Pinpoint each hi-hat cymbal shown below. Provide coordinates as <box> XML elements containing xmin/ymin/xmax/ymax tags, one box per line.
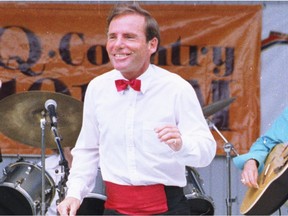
<box><xmin>0</xmin><ymin>91</ymin><xmax>83</xmax><ymax>149</ymax></box>
<box><xmin>202</xmin><ymin>97</ymin><xmax>236</xmax><ymax>118</ymax></box>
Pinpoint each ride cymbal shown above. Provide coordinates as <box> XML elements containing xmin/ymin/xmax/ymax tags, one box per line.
<box><xmin>0</xmin><ymin>91</ymin><xmax>83</xmax><ymax>149</ymax></box>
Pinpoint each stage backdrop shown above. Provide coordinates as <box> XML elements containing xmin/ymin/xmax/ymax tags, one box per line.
<box><xmin>0</xmin><ymin>3</ymin><xmax>262</xmax><ymax>155</ymax></box>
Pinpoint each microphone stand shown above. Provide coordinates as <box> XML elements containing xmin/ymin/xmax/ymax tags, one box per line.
<box><xmin>0</xmin><ymin>147</ymin><xmax>2</xmax><ymax>163</ymax></box>
<box><xmin>207</xmin><ymin>118</ymin><xmax>239</xmax><ymax>216</ymax></box>
<box><xmin>40</xmin><ymin>116</ymin><xmax>47</xmax><ymax>216</ymax></box>
<box><xmin>50</xmin><ymin>125</ymin><xmax>70</xmax><ymax>206</ymax></box>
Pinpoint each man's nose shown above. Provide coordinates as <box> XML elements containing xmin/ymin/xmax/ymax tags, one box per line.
<box><xmin>114</xmin><ymin>37</ymin><xmax>125</xmax><ymax>48</ymax></box>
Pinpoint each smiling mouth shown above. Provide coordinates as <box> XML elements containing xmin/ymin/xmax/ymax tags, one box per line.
<box><xmin>114</xmin><ymin>52</ymin><xmax>134</xmax><ymax>58</ymax></box>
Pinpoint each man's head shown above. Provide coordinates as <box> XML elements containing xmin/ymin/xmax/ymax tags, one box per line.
<box><xmin>107</xmin><ymin>3</ymin><xmax>160</xmax><ymax>52</ymax></box>
<box><xmin>106</xmin><ymin>3</ymin><xmax>160</xmax><ymax>79</ymax></box>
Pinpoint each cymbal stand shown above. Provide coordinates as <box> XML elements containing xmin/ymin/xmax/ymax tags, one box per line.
<box><xmin>40</xmin><ymin>116</ymin><xmax>47</xmax><ymax>216</ymax></box>
<box><xmin>206</xmin><ymin>119</ymin><xmax>239</xmax><ymax>216</ymax></box>
<box><xmin>50</xmin><ymin>125</ymin><xmax>70</xmax><ymax>206</ymax></box>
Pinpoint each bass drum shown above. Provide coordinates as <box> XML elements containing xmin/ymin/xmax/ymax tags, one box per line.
<box><xmin>184</xmin><ymin>167</ymin><xmax>215</xmax><ymax>215</ymax></box>
<box><xmin>0</xmin><ymin>160</ymin><xmax>55</xmax><ymax>215</ymax></box>
<box><xmin>77</xmin><ymin>168</ymin><xmax>106</xmax><ymax>215</ymax></box>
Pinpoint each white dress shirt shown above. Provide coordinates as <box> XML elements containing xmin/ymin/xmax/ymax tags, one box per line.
<box><xmin>66</xmin><ymin>64</ymin><xmax>216</xmax><ymax>202</ymax></box>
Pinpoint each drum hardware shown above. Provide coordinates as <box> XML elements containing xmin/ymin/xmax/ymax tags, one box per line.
<box><xmin>25</xmin><ymin>166</ymin><xmax>32</xmax><ymax>175</ymax></box>
<box><xmin>0</xmin><ymin>91</ymin><xmax>83</xmax><ymax>149</ymax></box>
<box><xmin>202</xmin><ymin>97</ymin><xmax>236</xmax><ymax>118</ymax></box>
<box><xmin>206</xmin><ymin>118</ymin><xmax>239</xmax><ymax>216</ymax></box>
<box><xmin>184</xmin><ymin>167</ymin><xmax>215</xmax><ymax>215</ymax></box>
<box><xmin>41</xmin><ymin>98</ymin><xmax>70</xmax><ymax>215</ymax></box>
<box><xmin>15</xmin><ymin>178</ymin><xmax>25</xmax><ymax>186</ymax></box>
<box><xmin>0</xmin><ymin>161</ymin><xmax>55</xmax><ymax>215</ymax></box>
<box><xmin>0</xmin><ymin>91</ymin><xmax>83</xmax><ymax>215</ymax></box>
<box><xmin>40</xmin><ymin>114</ymin><xmax>47</xmax><ymax>215</ymax></box>
<box><xmin>3</xmin><ymin>157</ymin><xmax>24</xmax><ymax>176</ymax></box>
<box><xmin>202</xmin><ymin>97</ymin><xmax>237</xmax><ymax>215</ymax></box>
<box><xmin>54</xmin><ymin>128</ymin><xmax>70</xmax><ymax>209</ymax></box>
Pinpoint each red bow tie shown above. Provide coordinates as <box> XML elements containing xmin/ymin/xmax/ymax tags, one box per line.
<box><xmin>115</xmin><ymin>79</ymin><xmax>141</xmax><ymax>92</ymax></box>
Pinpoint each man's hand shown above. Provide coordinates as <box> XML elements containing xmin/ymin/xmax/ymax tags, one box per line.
<box><xmin>155</xmin><ymin>124</ymin><xmax>182</xmax><ymax>151</ymax></box>
<box><xmin>57</xmin><ymin>197</ymin><xmax>81</xmax><ymax>216</ymax></box>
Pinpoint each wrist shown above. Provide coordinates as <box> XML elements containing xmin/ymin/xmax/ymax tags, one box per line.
<box><xmin>247</xmin><ymin>158</ymin><xmax>259</xmax><ymax>167</ymax></box>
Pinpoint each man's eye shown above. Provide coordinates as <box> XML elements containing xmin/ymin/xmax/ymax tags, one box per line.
<box><xmin>125</xmin><ymin>35</ymin><xmax>135</xmax><ymax>39</ymax></box>
<box><xmin>108</xmin><ymin>35</ymin><xmax>116</xmax><ymax>40</ymax></box>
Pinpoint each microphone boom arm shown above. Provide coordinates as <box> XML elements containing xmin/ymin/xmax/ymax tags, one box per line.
<box><xmin>50</xmin><ymin>125</ymin><xmax>70</xmax><ymax>205</ymax></box>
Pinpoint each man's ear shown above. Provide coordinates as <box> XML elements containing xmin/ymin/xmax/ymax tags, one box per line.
<box><xmin>148</xmin><ymin>37</ymin><xmax>158</xmax><ymax>54</ymax></box>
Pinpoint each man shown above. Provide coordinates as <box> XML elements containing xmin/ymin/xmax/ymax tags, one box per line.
<box><xmin>233</xmin><ymin>107</ymin><xmax>288</xmax><ymax>188</ymax></box>
<box><xmin>57</xmin><ymin>3</ymin><xmax>216</xmax><ymax>215</ymax></box>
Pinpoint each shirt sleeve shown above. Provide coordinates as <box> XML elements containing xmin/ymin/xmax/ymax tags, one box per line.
<box><xmin>233</xmin><ymin>107</ymin><xmax>288</xmax><ymax>173</ymax></box>
<box><xmin>65</xmin><ymin>81</ymin><xmax>100</xmax><ymax>202</ymax></box>
<box><xmin>172</xmin><ymin>81</ymin><xmax>217</xmax><ymax>168</ymax></box>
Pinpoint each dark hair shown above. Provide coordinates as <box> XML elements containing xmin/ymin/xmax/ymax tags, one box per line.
<box><xmin>106</xmin><ymin>3</ymin><xmax>161</xmax><ymax>53</ymax></box>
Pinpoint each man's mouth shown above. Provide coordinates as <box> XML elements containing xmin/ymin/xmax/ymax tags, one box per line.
<box><xmin>114</xmin><ymin>52</ymin><xmax>134</xmax><ymax>58</ymax></box>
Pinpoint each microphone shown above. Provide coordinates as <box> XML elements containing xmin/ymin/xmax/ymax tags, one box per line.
<box><xmin>45</xmin><ymin>99</ymin><xmax>58</xmax><ymax>127</ymax></box>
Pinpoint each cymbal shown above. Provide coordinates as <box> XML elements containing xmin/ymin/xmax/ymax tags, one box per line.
<box><xmin>202</xmin><ymin>97</ymin><xmax>236</xmax><ymax>118</ymax></box>
<box><xmin>0</xmin><ymin>91</ymin><xmax>83</xmax><ymax>149</ymax></box>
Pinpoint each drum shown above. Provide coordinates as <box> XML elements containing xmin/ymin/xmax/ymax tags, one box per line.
<box><xmin>0</xmin><ymin>160</ymin><xmax>55</xmax><ymax>215</ymax></box>
<box><xmin>184</xmin><ymin>167</ymin><xmax>215</xmax><ymax>215</ymax></box>
<box><xmin>77</xmin><ymin>168</ymin><xmax>106</xmax><ymax>215</ymax></box>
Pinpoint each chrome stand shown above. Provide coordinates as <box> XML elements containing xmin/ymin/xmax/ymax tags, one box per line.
<box><xmin>207</xmin><ymin>119</ymin><xmax>239</xmax><ymax>216</ymax></box>
<box><xmin>40</xmin><ymin>117</ymin><xmax>47</xmax><ymax>216</ymax></box>
<box><xmin>50</xmin><ymin>125</ymin><xmax>69</xmax><ymax>206</ymax></box>
<box><xmin>41</xmin><ymin>103</ymin><xmax>69</xmax><ymax>215</ymax></box>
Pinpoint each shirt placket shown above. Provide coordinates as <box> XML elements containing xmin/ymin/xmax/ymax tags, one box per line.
<box><xmin>125</xmin><ymin>89</ymin><xmax>138</xmax><ymax>183</ymax></box>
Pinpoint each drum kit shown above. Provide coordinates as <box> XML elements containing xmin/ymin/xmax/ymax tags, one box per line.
<box><xmin>0</xmin><ymin>91</ymin><xmax>83</xmax><ymax>215</ymax></box>
<box><xmin>0</xmin><ymin>91</ymin><xmax>235</xmax><ymax>215</ymax></box>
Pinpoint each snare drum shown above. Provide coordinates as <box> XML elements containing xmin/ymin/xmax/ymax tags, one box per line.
<box><xmin>0</xmin><ymin>160</ymin><xmax>55</xmax><ymax>215</ymax></box>
<box><xmin>184</xmin><ymin>167</ymin><xmax>215</xmax><ymax>215</ymax></box>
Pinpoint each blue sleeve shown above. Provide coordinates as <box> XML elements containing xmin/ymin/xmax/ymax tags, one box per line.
<box><xmin>233</xmin><ymin>107</ymin><xmax>288</xmax><ymax>173</ymax></box>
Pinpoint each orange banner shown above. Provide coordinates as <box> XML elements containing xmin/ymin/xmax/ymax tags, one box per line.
<box><xmin>0</xmin><ymin>3</ymin><xmax>262</xmax><ymax>155</ymax></box>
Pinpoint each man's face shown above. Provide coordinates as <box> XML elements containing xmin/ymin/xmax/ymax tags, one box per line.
<box><xmin>106</xmin><ymin>13</ymin><xmax>158</xmax><ymax>79</ymax></box>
